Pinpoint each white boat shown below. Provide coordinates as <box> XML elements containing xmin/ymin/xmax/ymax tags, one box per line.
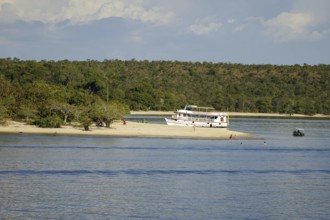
<box><xmin>165</xmin><ymin>105</ymin><xmax>228</xmax><ymax>128</ymax></box>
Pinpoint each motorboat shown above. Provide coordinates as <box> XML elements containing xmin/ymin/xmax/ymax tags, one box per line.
<box><xmin>293</xmin><ymin>128</ymin><xmax>305</xmax><ymax>136</ymax></box>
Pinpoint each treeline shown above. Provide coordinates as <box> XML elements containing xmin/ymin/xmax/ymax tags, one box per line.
<box><xmin>0</xmin><ymin>58</ymin><xmax>329</xmax><ymax>125</ymax></box>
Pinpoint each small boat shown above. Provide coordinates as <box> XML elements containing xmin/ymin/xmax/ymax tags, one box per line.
<box><xmin>293</xmin><ymin>128</ymin><xmax>305</xmax><ymax>136</ymax></box>
<box><xmin>165</xmin><ymin>105</ymin><xmax>228</xmax><ymax>128</ymax></box>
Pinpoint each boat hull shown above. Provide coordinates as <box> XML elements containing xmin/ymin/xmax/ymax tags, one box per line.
<box><xmin>165</xmin><ymin>118</ymin><xmax>227</xmax><ymax>128</ymax></box>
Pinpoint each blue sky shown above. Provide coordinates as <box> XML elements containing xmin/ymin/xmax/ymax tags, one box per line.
<box><xmin>0</xmin><ymin>0</ymin><xmax>330</xmax><ymax>65</ymax></box>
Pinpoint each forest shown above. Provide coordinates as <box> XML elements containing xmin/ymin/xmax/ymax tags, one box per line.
<box><xmin>0</xmin><ymin>58</ymin><xmax>329</xmax><ymax>127</ymax></box>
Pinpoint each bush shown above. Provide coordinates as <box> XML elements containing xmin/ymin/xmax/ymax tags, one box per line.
<box><xmin>79</xmin><ymin>115</ymin><xmax>92</xmax><ymax>131</ymax></box>
<box><xmin>33</xmin><ymin>115</ymin><xmax>63</xmax><ymax>128</ymax></box>
<box><xmin>0</xmin><ymin>105</ymin><xmax>8</xmax><ymax>125</ymax></box>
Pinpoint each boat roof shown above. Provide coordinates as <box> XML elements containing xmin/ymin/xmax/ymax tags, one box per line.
<box><xmin>185</xmin><ymin>105</ymin><xmax>215</xmax><ymax>110</ymax></box>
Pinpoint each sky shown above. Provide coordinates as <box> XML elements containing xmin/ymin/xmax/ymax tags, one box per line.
<box><xmin>0</xmin><ymin>0</ymin><xmax>330</xmax><ymax>65</ymax></box>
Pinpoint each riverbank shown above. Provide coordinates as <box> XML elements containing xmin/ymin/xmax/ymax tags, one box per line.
<box><xmin>0</xmin><ymin>121</ymin><xmax>251</xmax><ymax>139</ymax></box>
<box><xmin>130</xmin><ymin>111</ymin><xmax>330</xmax><ymax>118</ymax></box>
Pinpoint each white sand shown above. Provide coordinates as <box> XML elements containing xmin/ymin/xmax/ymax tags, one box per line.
<box><xmin>0</xmin><ymin>121</ymin><xmax>251</xmax><ymax>139</ymax></box>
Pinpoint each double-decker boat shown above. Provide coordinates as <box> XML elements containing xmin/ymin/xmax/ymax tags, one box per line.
<box><xmin>165</xmin><ymin>105</ymin><xmax>228</xmax><ymax>128</ymax></box>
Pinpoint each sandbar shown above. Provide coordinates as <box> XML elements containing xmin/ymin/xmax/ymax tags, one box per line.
<box><xmin>0</xmin><ymin>121</ymin><xmax>251</xmax><ymax>139</ymax></box>
<box><xmin>130</xmin><ymin>111</ymin><xmax>329</xmax><ymax>118</ymax></box>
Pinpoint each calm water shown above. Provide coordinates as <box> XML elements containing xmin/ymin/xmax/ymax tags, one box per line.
<box><xmin>0</xmin><ymin>118</ymin><xmax>329</xmax><ymax>219</ymax></box>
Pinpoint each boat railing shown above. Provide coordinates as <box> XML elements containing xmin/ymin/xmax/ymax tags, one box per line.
<box><xmin>173</xmin><ymin>114</ymin><xmax>226</xmax><ymax>122</ymax></box>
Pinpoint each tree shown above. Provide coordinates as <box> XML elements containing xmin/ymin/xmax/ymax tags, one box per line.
<box><xmin>91</xmin><ymin>101</ymin><xmax>128</xmax><ymax>128</ymax></box>
<box><xmin>0</xmin><ymin>104</ymin><xmax>8</xmax><ymax>125</ymax></box>
<box><xmin>126</xmin><ymin>82</ymin><xmax>157</xmax><ymax>110</ymax></box>
<box><xmin>33</xmin><ymin>115</ymin><xmax>63</xmax><ymax>128</ymax></box>
<box><xmin>15</xmin><ymin>101</ymin><xmax>38</xmax><ymax>121</ymax></box>
<box><xmin>76</xmin><ymin>106</ymin><xmax>93</xmax><ymax>131</ymax></box>
<box><xmin>49</xmin><ymin>101</ymin><xmax>76</xmax><ymax>124</ymax></box>
<box><xmin>256</xmin><ymin>97</ymin><xmax>272</xmax><ymax>113</ymax></box>
<box><xmin>0</xmin><ymin>74</ymin><xmax>16</xmax><ymax>120</ymax></box>
<box><xmin>24</xmin><ymin>80</ymin><xmax>55</xmax><ymax>117</ymax></box>
<box><xmin>0</xmin><ymin>58</ymin><xmax>329</xmax><ymax>116</ymax></box>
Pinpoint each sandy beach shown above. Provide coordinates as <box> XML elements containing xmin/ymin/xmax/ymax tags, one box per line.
<box><xmin>1</xmin><ymin>111</ymin><xmax>328</xmax><ymax>139</ymax></box>
<box><xmin>0</xmin><ymin>121</ymin><xmax>251</xmax><ymax>139</ymax></box>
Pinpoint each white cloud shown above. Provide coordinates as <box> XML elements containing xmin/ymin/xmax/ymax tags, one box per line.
<box><xmin>234</xmin><ymin>25</ymin><xmax>244</xmax><ymax>32</ymax></box>
<box><xmin>0</xmin><ymin>0</ymin><xmax>174</xmax><ymax>25</ymax></box>
<box><xmin>63</xmin><ymin>0</ymin><xmax>174</xmax><ymax>25</ymax></box>
<box><xmin>227</xmin><ymin>19</ymin><xmax>236</xmax><ymax>24</ymax></box>
<box><xmin>188</xmin><ymin>21</ymin><xmax>222</xmax><ymax>35</ymax></box>
<box><xmin>264</xmin><ymin>12</ymin><xmax>327</xmax><ymax>42</ymax></box>
<box><xmin>292</xmin><ymin>0</ymin><xmax>330</xmax><ymax>21</ymax></box>
<box><xmin>0</xmin><ymin>0</ymin><xmax>18</xmax><ymax>24</ymax></box>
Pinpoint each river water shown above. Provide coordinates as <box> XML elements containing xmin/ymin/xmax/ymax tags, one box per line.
<box><xmin>0</xmin><ymin>118</ymin><xmax>329</xmax><ymax>219</ymax></box>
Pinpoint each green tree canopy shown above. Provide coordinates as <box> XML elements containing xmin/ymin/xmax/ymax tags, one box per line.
<box><xmin>0</xmin><ymin>58</ymin><xmax>329</xmax><ymax>121</ymax></box>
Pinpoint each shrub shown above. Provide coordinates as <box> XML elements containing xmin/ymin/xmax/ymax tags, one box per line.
<box><xmin>33</xmin><ymin>115</ymin><xmax>63</xmax><ymax>128</ymax></box>
<box><xmin>0</xmin><ymin>105</ymin><xmax>8</xmax><ymax>125</ymax></box>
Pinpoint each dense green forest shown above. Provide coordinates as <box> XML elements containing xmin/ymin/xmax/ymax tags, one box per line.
<box><xmin>0</xmin><ymin>58</ymin><xmax>329</xmax><ymax>126</ymax></box>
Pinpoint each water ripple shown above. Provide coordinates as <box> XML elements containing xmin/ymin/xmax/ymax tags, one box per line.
<box><xmin>1</xmin><ymin>145</ymin><xmax>330</xmax><ymax>152</ymax></box>
<box><xmin>0</xmin><ymin>169</ymin><xmax>329</xmax><ymax>176</ymax></box>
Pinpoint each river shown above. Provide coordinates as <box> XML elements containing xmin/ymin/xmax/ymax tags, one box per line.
<box><xmin>0</xmin><ymin>118</ymin><xmax>329</xmax><ymax>219</ymax></box>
